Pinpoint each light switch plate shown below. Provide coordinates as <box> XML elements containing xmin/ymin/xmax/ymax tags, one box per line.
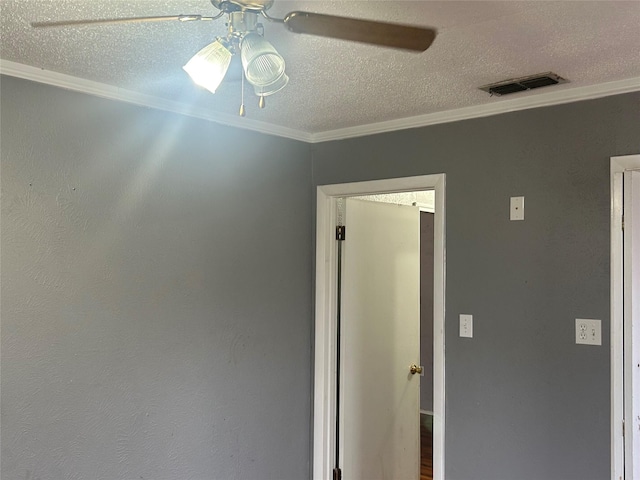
<box><xmin>575</xmin><ymin>319</ymin><xmax>601</xmax><ymax>345</ymax></box>
<box><xmin>510</xmin><ymin>196</ymin><xmax>525</xmax><ymax>221</ymax></box>
<box><xmin>460</xmin><ymin>314</ymin><xmax>473</xmax><ymax>338</ymax></box>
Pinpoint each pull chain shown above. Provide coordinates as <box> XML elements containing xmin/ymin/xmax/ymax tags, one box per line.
<box><xmin>239</xmin><ymin>67</ymin><xmax>246</xmax><ymax>117</ymax></box>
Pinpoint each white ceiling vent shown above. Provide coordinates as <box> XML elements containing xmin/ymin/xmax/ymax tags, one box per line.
<box><xmin>479</xmin><ymin>72</ymin><xmax>568</xmax><ymax>96</ymax></box>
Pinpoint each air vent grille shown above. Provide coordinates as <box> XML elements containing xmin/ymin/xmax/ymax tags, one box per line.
<box><xmin>479</xmin><ymin>72</ymin><xmax>568</xmax><ymax>96</ymax></box>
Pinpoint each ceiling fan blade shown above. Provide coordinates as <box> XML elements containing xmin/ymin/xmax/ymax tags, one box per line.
<box><xmin>283</xmin><ymin>12</ymin><xmax>436</xmax><ymax>52</ymax></box>
<box><xmin>31</xmin><ymin>14</ymin><xmax>214</xmax><ymax>28</ymax></box>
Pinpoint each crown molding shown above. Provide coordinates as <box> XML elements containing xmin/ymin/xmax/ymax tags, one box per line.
<box><xmin>0</xmin><ymin>59</ymin><xmax>314</xmax><ymax>143</ymax></box>
<box><xmin>310</xmin><ymin>77</ymin><xmax>640</xmax><ymax>143</ymax></box>
<box><xmin>2</xmin><ymin>59</ymin><xmax>639</xmax><ymax>144</ymax></box>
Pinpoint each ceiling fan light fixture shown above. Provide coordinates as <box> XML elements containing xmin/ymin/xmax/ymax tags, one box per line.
<box><xmin>183</xmin><ymin>38</ymin><xmax>233</xmax><ymax>94</ymax></box>
<box><xmin>31</xmin><ymin>0</ymin><xmax>440</xmax><ymax>112</ymax></box>
<box><xmin>240</xmin><ymin>32</ymin><xmax>286</xmax><ymax>89</ymax></box>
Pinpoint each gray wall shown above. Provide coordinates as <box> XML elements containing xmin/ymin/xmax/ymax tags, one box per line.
<box><xmin>311</xmin><ymin>92</ymin><xmax>640</xmax><ymax>480</ymax></box>
<box><xmin>1</xmin><ymin>76</ymin><xmax>312</xmax><ymax>480</ymax></box>
<box><xmin>3</xmin><ymin>73</ymin><xmax>639</xmax><ymax>480</ymax></box>
<box><xmin>420</xmin><ymin>212</ymin><xmax>435</xmax><ymax>413</ymax></box>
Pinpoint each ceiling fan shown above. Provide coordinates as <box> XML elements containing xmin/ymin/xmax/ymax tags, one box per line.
<box><xmin>32</xmin><ymin>0</ymin><xmax>437</xmax><ymax>115</ymax></box>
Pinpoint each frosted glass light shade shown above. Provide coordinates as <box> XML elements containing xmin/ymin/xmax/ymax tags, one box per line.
<box><xmin>183</xmin><ymin>39</ymin><xmax>233</xmax><ymax>94</ymax></box>
<box><xmin>240</xmin><ymin>33</ymin><xmax>286</xmax><ymax>88</ymax></box>
<box><xmin>253</xmin><ymin>72</ymin><xmax>289</xmax><ymax>97</ymax></box>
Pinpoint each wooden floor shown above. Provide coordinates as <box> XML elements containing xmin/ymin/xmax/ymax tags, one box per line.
<box><xmin>420</xmin><ymin>414</ymin><xmax>433</xmax><ymax>480</ymax></box>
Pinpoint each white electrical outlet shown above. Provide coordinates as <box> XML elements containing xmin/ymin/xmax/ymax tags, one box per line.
<box><xmin>510</xmin><ymin>196</ymin><xmax>525</xmax><ymax>221</ymax></box>
<box><xmin>460</xmin><ymin>314</ymin><xmax>473</xmax><ymax>338</ymax></box>
<box><xmin>575</xmin><ymin>319</ymin><xmax>601</xmax><ymax>345</ymax></box>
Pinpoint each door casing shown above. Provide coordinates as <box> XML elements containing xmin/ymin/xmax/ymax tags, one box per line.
<box><xmin>313</xmin><ymin>174</ymin><xmax>446</xmax><ymax>480</ymax></box>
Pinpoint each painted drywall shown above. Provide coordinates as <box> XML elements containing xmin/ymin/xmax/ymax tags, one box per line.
<box><xmin>311</xmin><ymin>92</ymin><xmax>640</xmax><ymax>480</ymax></box>
<box><xmin>420</xmin><ymin>212</ymin><xmax>435</xmax><ymax>413</ymax></box>
<box><xmin>1</xmin><ymin>76</ymin><xmax>312</xmax><ymax>480</ymax></box>
<box><xmin>3</xmin><ymin>73</ymin><xmax>639</xmax><ymax>480</ymax></box>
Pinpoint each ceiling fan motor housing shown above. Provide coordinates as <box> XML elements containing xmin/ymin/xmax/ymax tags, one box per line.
<box><xmin>211</xmin><ymin>0</ymin><xmax>274</xmax><ymax>13</ymax></box>
<box><xmin>228</xmin><ymin>11</ymin><xmax>260</xmax><ymax>36</ymax></box>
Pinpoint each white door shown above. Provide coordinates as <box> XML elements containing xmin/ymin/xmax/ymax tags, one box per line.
<box><xmin>625</xmin><ymin>170</ymin><xmax>640</xmax><ymax>479</ymax></box>
<box><xmin>340</xmin><ymin>198</ymin><xmax>420</xmax><ymax>480</ymax></box>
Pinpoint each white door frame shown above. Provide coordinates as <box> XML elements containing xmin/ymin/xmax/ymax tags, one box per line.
<box><xmin>611</xmin><ymin>154</ymin><xmax>640</xmax><ymax>479</ymax></box>
<box><xmin>314</xmin><ymin>174</ymin><xmax>446</xmax><ymax>480</ymax></box>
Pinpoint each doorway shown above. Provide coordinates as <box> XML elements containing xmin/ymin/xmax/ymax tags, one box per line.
<box><xmin>420</xmin><ymin>209</ymin><xmax>435</xmax><ymax>480</ymax></box>
<box><xmin>346</xmin><ymin>192</ymin><xmax>435</xmax><ymax>479</ymax></box>
<box><xmin>611</xmin><ymin>155</ymin><xmax>640</xmax><ymax>479</ymax></box>
<box><xmin>313</xmin><ymin>175</ymin><xmax>445</xmax><ymax>480</ymax></box>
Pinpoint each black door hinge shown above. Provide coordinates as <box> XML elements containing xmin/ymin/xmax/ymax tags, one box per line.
<box><xmin>333</xmin><ymin>467</ymin><xmax>342</xmax><ymax>480</ymax></box>
<box><xmin>336</xmin><ymin>225</ymin><xmax>346</xmax><ymax>241</ymax></box>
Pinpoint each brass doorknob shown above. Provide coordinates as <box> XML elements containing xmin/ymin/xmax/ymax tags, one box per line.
<box><xmin>410</xmin><ymin>364</ymin><xmax>423</xmax><ymax>375</ymax></box>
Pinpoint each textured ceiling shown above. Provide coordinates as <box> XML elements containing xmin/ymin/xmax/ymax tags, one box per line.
<box><xmin>2</xmin><ymin>1</ymin><xmax>640</xmax><ymax>139</ymax></box>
